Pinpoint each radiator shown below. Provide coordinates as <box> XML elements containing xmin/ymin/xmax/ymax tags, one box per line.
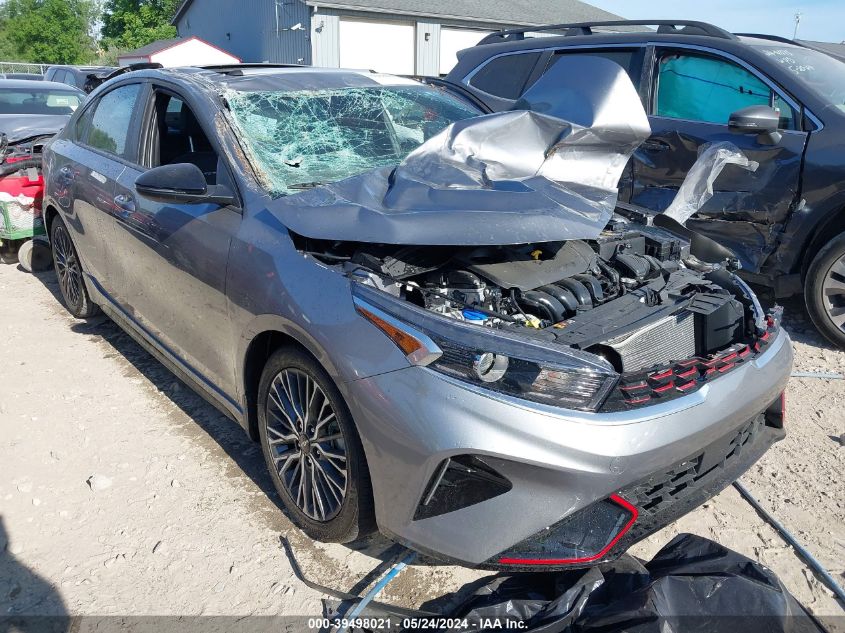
<box><xmin>606</xmin><ymin>312</ymin><xmax>696</xmax><ymax>372</ymax></box>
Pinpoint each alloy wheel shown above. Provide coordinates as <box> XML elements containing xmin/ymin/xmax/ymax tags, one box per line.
<box><xmin>822</xmin><ymin>255</ymin><xmax>845</xmax><ymax>333</ymax></box>
<box><xmin>265</xmin><ymin>368</ymin><xmax>348</xmax><ymax>522</ymax></box>
<box><xmin>53</xmin><ymin>224</ymin><xmax>82</xmax><ymax>308</ymax></box>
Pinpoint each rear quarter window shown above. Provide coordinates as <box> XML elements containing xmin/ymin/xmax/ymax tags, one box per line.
<box><xmin>467</xmin><ymin>52</ymin><xmax>542</xmax><ymax>99</ymax></box>
<box><xmin>547</xmin><ymin>49</ymin><xmax>641</xmax><ymax>88</ymax></box>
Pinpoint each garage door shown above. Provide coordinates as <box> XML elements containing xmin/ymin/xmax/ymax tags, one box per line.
<box><xmin>339</xmin><ymin>19</ymin><xmax>415</xmax><ymax>75</ymax></box>
<box><xmin>439</xmin><ymin>28</ymin><xmax>492</xmax><ymax>75</ymax></box>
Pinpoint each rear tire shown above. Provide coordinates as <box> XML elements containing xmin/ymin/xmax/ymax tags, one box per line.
<box><xmin>805</xmin><ymin>232</ymin><xmax>845</xmax><ymax>348</ymax></box>
<box><xmin>257</xmin><ymin>346</ymin><xmax>376</xmax><ymax>543</ymax></box>
<box><xmin>50</xmin><ymin>215</ymin><xmax>98</xmax><ymax>318</ymax></box>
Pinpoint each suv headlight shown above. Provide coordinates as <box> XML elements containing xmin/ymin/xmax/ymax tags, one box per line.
<box><xmin>352</xmin><ymin>282</ymin><xmax>618</xmax><ymax>412</ymax></box>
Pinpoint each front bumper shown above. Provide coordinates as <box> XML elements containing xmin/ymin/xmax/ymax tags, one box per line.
<box><xmin>341</xmin><ymin>328</ymin><xmax>792</xmax><ymax>568</ymax></box>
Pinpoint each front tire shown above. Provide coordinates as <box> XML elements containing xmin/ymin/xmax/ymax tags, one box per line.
<box><xmin>805</xmin><ymin>232</ymin><xmax>845</xmax><ymax>348</ymax></box>
<box><xmin>50</xmin><ymin>215</ymin><xmax>98</xmax><ymax>318</ymax></box>
<box><xmin>257</xmin><ymin>347</ymin><xmax>376</xmax><ymax>543</ymax></box>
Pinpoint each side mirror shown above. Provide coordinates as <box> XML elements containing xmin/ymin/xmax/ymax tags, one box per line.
<box><xmin>135</xmin><ymin>163</ymin><xmax>237</xmax><ymax>206</ymax></box>
<box><xmin>728</xmin><ymin>105</ymin><xmax>782</xmax><ymax>145</ymax></box>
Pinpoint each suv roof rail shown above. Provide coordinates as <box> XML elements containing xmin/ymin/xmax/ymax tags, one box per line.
<box><xmin>476</xmin><ymin>20</ymin><xmax>737</xmax><ymax>45</ymax></box>
<box><xmin>733</xmin><ymin>32</ymin><xmax>804</xmax><ymax>46</ymax></box>
<box><xmin>200</xmin><ymin>63</ymin><xmax>305</xmax><ymax>75</ymax></box>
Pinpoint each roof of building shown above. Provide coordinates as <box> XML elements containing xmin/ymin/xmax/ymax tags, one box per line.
<box><xmin>118</xmin><ymin>36</ymin><xmax>239</xmax><ymax>61</ymax></box>
<box><xmin>173</xmin><ymin>0</ymin><xmax>622</xmax><ymax>27</ymax></box>
<box><xmin>119</xmin><ymin>38</ymin><xmax>184</xmax><ymax>59</ymax></box>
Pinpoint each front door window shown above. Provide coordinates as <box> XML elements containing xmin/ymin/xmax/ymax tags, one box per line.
<box><xmin>655</xmin><ymin>53</ymin><xmax>772</xmax><ymax>125</ymax></box>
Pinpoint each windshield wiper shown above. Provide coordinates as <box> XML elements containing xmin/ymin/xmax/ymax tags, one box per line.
<box><xmin>288</xmin><ymin>182</ymin><xmax>324</xmax><ymax>190</ymax></box>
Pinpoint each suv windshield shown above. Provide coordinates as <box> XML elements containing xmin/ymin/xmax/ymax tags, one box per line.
<box><xmin>0</xmin><ymin>87</ymin><xmax>83</xmax><ymax>115</ymax></box>
<box><xmin>226</xmin><ymin>85</ymin><xmax>479</xmax><ymax>195</ymax></box>
<box><xmin>754</xmin><ymin>44</ymin><xmax>845</xmax><ymax>110</ymax></box>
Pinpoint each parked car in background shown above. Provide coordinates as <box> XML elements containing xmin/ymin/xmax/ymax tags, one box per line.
<box><xmin>44</xmin><ymin>65</ymin><xmax>116</xmax><ymax>93</ymax></box>
<box><xmin>0</xmin><ymin>79</ymin><xmax>84</xmax><ymax>264</ymax></box>
<box><xmin>41</xmin><ymin>63</ymin><xmax>790</xmax><ymax>570</ymax></box>
<box><xmin>0</xmin><ymin>73</ymin><xmax>43</xmax><ymax>81</ymax></box>
<box><xmin>447</xmin><ymin>20</ymin><xmax>845</xmax><ymax>348</ymax></box>
<box><xmin>0</xmin><ymin>79</ymin><xmax>84</xmax><ymax>139</ymax></box>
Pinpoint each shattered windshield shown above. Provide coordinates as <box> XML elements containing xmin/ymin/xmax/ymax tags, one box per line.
<box><xmin>225</xmin><ymin>85</ymin><xmax>480</xmax><ymax>195</ymax></box>
<box><xmin>755</xmin><ymin>45</ymin><xmax>845</xmax><ymax>111</ymax></box>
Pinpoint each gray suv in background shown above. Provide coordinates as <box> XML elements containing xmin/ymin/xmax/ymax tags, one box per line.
<box><xmin>41</xmin><ymin>61</ymin><xmax>791</xmax><ymax>569</ymax></box>
<box><xmin>44</xmin><ymin>65</ymin><xmax>116</xmax><ymax>93</ymax></box>
<box><xmin>447</xmin><ymin>20</ymin><xmax>845</xmax><ymax>348</ymax></box>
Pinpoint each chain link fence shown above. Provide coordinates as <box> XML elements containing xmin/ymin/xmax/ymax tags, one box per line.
<box><xmin>0</xmin><ymin>62</ymin><xmax>47</xmax><ymax>75</ymax></box>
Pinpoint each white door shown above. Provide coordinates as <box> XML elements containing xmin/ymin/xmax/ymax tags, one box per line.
<box><xmin>439</xmin><ymin>28</ymin><xmax>492</xmax><ymax>75</ymax></box>
<box><xmin>339</xmin><ymin>19</ymin><xmax>415</xmax><ymax>75</ymax></box>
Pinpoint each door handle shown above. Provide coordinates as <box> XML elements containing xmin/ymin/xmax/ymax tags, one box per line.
<box><xmin>113</xmin><ymin>194</ymin><xmax>136</xmax><ymax>213</ymax></box>
<box><xmin>640</xmin><ymin>139</ymin><xmax>671</xmax><ymax>152</ymax></box>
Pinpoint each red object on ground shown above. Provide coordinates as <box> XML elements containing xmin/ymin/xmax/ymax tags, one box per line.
<box><xmin>0</xmin><ymin>173</ymin><xmax>45</xmax><ymax>210</ymax></box>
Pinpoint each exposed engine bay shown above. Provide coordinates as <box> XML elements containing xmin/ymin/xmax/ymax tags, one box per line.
<box><xmin>296</xmin><ymin>206</ymin><xmax>766</xmax><ymax>382</ymax></box>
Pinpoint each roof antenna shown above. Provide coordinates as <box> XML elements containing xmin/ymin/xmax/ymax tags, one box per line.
<box><xmin>792</xmin><ymin>11</ymin><xmax>802</xmax><ymax>39</ymax></box>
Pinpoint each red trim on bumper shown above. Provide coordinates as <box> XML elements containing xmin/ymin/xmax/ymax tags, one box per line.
<box><xmin>497</xmin><ymin>494</ymin><xmax>639</xmax><ymax>566</ymax></box>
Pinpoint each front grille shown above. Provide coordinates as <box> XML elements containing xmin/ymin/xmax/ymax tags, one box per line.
<box><xmin>606</xmin><ymin>311</ymin><xmax>696</xmax><ymax>372</ymax></box>
<box><xmin>601</xmin><ymin>312</ymin><xmax>780</xmax><ymax>411</ymax></box>
<box><xmin>616</xmin><ymin>412</ymin><xmax>783</xmax><ymax>547</ymax></box>
<box><xmin>627</xmin><ymin>417</ymin><xmax>761</xmax><ymax>517</ymax></box>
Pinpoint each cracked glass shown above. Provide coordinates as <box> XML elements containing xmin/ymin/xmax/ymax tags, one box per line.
<box><xmin>225</xmin><ymin>85</ymin><xmax>479</xmax><ymax>196</ymax></box>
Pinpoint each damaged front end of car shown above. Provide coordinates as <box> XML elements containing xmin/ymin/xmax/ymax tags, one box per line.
<box><xmin>0</xmin><ymin>132</ymin><xmax>49</xmax><ymax>247</ymax></box>
<box><xmin>225</xmin><ymin>58</ymin><xmax>791</xmax><ymax>568</ymax></box>
<box><xmin>254</xmin><ymin>58</ymin><xmax>781</xmax><ymax>415</ymax></box>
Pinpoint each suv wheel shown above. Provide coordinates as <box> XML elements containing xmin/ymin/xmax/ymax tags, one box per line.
<box><xmin>805</xmin><ymin>232</ymin><xmax>845</xmax><ymax>347</ymax></box>
<box><xmin>257</xmin><ymin>347</ymin><xmax>376</xmax><ymax>543</ymax></box>
<box><xmin>50</xmin><ymin>215</ymin><xmax>99</xmax><ymax>318</ymax></box>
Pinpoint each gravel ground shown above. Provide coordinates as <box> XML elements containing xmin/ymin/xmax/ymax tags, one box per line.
<box><xmin>0</xmin><ymin>262</ymin><xmax>843</xmax><ymax>625</ymax></box>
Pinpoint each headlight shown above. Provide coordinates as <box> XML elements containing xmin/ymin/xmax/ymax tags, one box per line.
<box><xmin>352</xmin><ymin>282</ymin><xmax>618</xmax><ymax>412</ymax></box>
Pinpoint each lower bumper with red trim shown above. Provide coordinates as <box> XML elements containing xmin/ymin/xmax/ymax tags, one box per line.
<box><xmin>488</xmin><ymin>402</ymin><xmax>784</xmax><ymax>570</ymax></box>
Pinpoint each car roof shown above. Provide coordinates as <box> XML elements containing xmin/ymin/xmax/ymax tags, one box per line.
<box><xmin>0</xmin><ymin>78</ymin><xmax>84</xmax><ymax>91</ymax></box>
<box><xmin>107</xmin><ymin>65</ymin><xmax>426</xmax><ymax>93</ymax></box>
<box><xmin>49</xmin><ymin>65</ymin><xmax>114</xmax><ymax>71</ymax></box>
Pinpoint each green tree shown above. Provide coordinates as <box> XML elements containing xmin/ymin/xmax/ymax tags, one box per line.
<box><xmin>0</xmin><ymin>8</ymin><xmax>19</xmax><ymax>60</ymax></box>
<box><xmin>3</xmin><ymin>0</ymin><xmax>97</xmax><ymax>64</ymax></box>
<box><xmin>101</xmin><ymin>0</ymin><xmax>180</xmax><ymax>50</ymax></box>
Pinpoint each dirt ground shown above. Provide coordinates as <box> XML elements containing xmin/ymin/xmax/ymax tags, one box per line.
<box><xmin>1</xmin><ymin>261</ymin><xmax>843</xmax><ymax>625</ymax></box>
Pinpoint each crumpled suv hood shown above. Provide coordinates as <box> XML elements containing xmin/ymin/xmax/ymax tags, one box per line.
<box><xmin>268</xmin><ymin>57</ymin><xmax>651</xmax><ymax>246</ymax></box>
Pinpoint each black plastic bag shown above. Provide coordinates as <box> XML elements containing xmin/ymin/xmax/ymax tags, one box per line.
<box><xmin>457</xmin><ymin>534</ymin><xmax>822</xmax><ymax>633</ymax></box>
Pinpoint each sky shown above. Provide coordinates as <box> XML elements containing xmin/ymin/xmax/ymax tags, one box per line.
<box><xmin>589</xmin><ymin>0</ymin><xmax>845</xmax><ymax>43</ymax></box>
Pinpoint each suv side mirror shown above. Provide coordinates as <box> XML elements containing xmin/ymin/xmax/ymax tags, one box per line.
<box><xmin>728</xmin><ymin>105</ymin><xmax>782</xmax><ymax>145</ymax></box>
<box><xmin>135</xmin><ymin>163</ymin><xmax>237</xmax><ymax>206</ymax></box>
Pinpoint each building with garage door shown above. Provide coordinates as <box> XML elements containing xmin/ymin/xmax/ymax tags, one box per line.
<box><xmin>172</xmin><ymin>0</ymin><xmax>623</xmax><ymax>76</ymax></box>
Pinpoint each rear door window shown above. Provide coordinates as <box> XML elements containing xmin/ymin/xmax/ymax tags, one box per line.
<box><xmin>467</xmin><ymin>52</ymin><xmax>542</xmax><ymax>99</ymax></box>
<box><xmin>84</xmin><ymin>83</ymin><xmax>142</xmax><ymax>160</ymax></box>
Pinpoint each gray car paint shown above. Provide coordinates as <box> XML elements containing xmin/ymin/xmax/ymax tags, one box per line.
<box><xmin>42</xmin><ymin>64</ymin><xmax>794</xmax><ymax>566</ymax></box>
